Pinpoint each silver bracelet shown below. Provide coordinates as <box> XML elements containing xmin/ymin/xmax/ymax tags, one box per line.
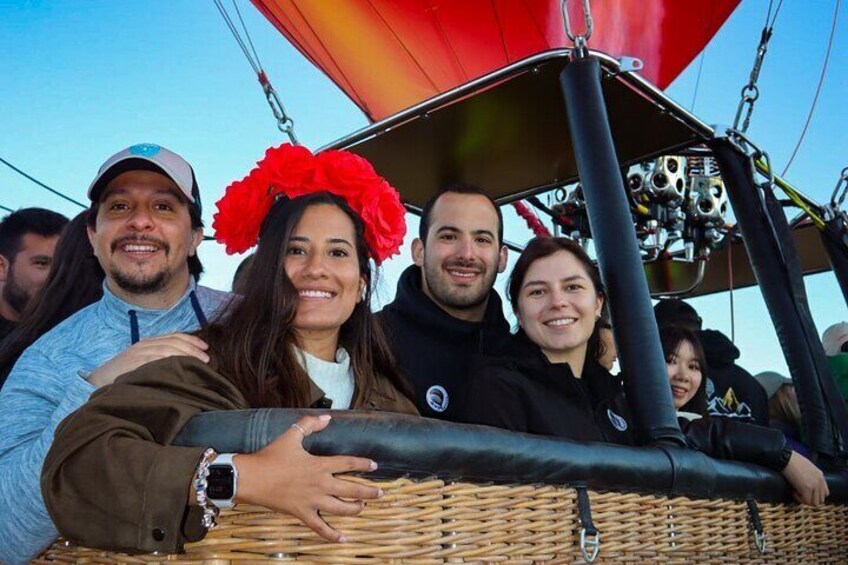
<box><xmin>194</xmin><ymin>448</ymin><xmax>219</xmax><ymax>530</ymax></box>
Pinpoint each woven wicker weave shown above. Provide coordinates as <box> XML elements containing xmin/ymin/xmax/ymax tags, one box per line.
<box><xmin>35</xmin><ymin>477</ymin><xmax>848</xmax><ymax>564</ymax></box>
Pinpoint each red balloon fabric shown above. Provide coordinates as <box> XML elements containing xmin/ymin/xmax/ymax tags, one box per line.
<box><xmin>252</xmin><ymin>0</ymin><xmax>741</xmax><ymax>122</ymax></box>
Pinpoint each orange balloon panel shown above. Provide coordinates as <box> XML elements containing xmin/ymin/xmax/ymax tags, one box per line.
<box><xmin>252</xmin><ymin>0</ymin><xmax>741</xmax><ymax>122</ymax></box>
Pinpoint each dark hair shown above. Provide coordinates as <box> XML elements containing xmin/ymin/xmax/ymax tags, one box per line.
<box><xmin>418</xmin><ymin>183</ymin><xmax>503</xmax><ymax>245</ymax></box>
<box><xmin>86</xmin><ymin>193</ymin><xmax>204</xmax><ymax>280</ymax></box>
<box><xmin>508</xmin><ymin>236</ymin><xmax>606</xmax><ymax>357</ymax></box>
<box><xmin>589</xmin><ymin>317</ymin><xmax>613</xmax><ymax>365</ymax></box>
<box><xmin>654</xmin><ymin>298</ymin><xmax>702</xmax><ymax>332</ymax></box>
<box><xmin>658</xmin><ymin>325</ymin><xmax>708</xmax><ymax>416</ymax></box>
<box><xmin>0</xmin><ymin>212</ymin><xmax>104</xmax><ymax>381</ymax></box>
<box><xmin>231</xmin><ymin>253</ymin><xmax>255</xmax><ymax>294</ymax></box>
<box><xmin>0</xmin><ymin>208</ymin><xmax>69</xmax><ymax>262</ymax></box>
<box><xmin>198</xmin><ymin>192</ymin><xmax>412</xmax><ymax>408</ymax></box>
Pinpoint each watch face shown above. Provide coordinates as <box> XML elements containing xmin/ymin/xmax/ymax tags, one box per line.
<box><xmin>208</xmin><ymin>465</ymin><xmax>235</xmax><ymax>500</ymax></box>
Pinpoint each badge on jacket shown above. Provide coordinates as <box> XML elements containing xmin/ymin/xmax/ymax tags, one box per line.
<box><xmin>426</xmin><ymin>385</ymin><xmax>449</xmax><ymax>412</ymax></box>
<box><xmin>607</xmin><ymin>408</ymin><xmax>628</xmax><ymax>432</ymax></box>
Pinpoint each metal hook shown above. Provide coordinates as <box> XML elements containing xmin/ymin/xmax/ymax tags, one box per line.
<box><xmin>262</xmin><ymin>80</ymin><xmax>299</xmax><ymax>145</ymax></box>
<box><xmin>579</xmin><ymin>528</ymin><xmax>600</xmax><ymax>563</ymax></box>
<box><xmin>754</xmin><ymin>529</ymin><xmax>767</xmax><ymax>555</ymax></box>
<box><xmin>562</xmin><ymin>0</ymin><xmax>593</xmax><ymax>57</ymax></box>
<box><xmin>830</xmin><ymin>166</ymin><xmax>848</xmax><ymax>207</ymax></box>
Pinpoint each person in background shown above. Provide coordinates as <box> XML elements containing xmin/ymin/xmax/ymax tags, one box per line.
<box><xmin>0</xmin><ymin>208</ymin><xmax>68</xmax><ymax>341</ymax></box>
<box><xmin>378</xmin><ymin>184</ymin><xmax>511</xmax><ymax>420</ymax></box>
<box><xmin>657</xmin><ymin>325</ymin><xmax>824</xmax><ymax>503</ymax></box>
<box><xmin>43</xmin><ymin>143</ymin><xmax>416</xmax><ymax>555</ymax></box>
<box><xmin>653</xmin><ymin>298</ymin><xmax>769</xmax><ymax>426</ymax></box>
<box><xmin>0</xmin><ymin>212</ymin><xmax>104</xmax><ymax>387</ymax></box>
<box><xmin>822</xmin><ymin>322</ymin><xmax>848</xmax><ymax>403</ymax></box>
<box><xmin>0</xmin><ymin>143</ymin><xmax>230</xmax><ymax>564</ymax></box>
<box><xmin>754</xmin><ymin>371</ymin><xmax>807</xmax><ymax>456</ymax></box>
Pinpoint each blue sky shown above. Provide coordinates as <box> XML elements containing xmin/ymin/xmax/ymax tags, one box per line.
<box><xmin>1</xmin><ymin>0</ymin><xmax>845</xmax><ymax>375</ymax></box>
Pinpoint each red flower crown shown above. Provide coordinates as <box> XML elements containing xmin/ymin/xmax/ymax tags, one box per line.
<box><xmin>213</xmin><ymin>143</ymin><xmax>406</xmax><ymax>264</ymax></box>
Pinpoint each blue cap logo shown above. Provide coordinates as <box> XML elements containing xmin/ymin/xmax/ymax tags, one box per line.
<box><xmin>128</xmin><ymin>143</ymin><xmax>161</xmax><ymax>157</ymax></box>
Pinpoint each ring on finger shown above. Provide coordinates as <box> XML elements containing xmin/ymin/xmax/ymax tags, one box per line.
<box><xmin>291</xmin><ymin>423</ymin><xmax>308</xmax><ymax>436</ymax></box>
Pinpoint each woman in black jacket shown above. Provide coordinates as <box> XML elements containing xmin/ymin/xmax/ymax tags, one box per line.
<box><xmin>462</xmin><ymin>236</ymin><xmax>828</xmax><ymax>505</ymax></box>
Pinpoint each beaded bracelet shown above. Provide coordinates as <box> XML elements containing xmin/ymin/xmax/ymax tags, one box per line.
<box><xmin>194</xmin><ymin>447</ymin><xmax>219</xmax><ymax>530</ymax></box>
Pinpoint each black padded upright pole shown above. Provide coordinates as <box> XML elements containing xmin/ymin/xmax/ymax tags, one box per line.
<box><xmin>560</xmin><ymin>56</ymin><xmax>684</xmax><ymax>446</ymax></box>
<box><xmin>820</xmin><ymin>217</ymin><xmax>848</xmax><ymax>309</ymax></box>
<box><xmin>712</xmin><ymin>139</ymin><xmax>847</xmax><ymax>460</ymax></box>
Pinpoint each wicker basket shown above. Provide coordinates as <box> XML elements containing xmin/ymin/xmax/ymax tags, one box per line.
<box><xmin>35</xmin><ymin>476</ymin><xmax>848</xmax><ymax>564</ymax></box>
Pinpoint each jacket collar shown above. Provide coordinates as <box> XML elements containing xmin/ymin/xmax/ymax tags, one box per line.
<box><xmin>505</xmin><ymin>331</ymin><xmax>622</xmax><ymax>400</ymax></box>
<box><xmin>391</xmin><ymin>265</ymin><xmax>510</xmax><ymax>337</ymax></box>
<box><xmin>96</xmin><ymin>278</ymin><xmax>200</xmax><ymax>334</ymax></box>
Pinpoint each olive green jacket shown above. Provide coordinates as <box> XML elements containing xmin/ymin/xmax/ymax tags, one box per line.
<box><xmin>41</xmin><ymin>355</ymin><xmax>417</xmax><ymax>554</ymax></box>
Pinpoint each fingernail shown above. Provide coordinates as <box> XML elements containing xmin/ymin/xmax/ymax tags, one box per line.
<box><xmin>376</xmin><ymin>488</ymin><xmax>384</xmax><ymax>498</ymax></box>
<box><xmin>337</xmin><ymin>535</ymin><xmax>348</xmax><ymax>543</ymax></box>
<box><xmin>370</xmin><ymin>460</ymin><xmax>378</xmax><ymax>471</ymax></box>
<box><xmin>319</xmin><ymin>414</ymin><xmax>332</xmax><ymax>421</ymax></box>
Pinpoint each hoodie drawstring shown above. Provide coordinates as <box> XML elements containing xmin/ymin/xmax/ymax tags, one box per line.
<box><xmin>189</xmin><ymin>291</ymin><xmax>208</xmax><ymax>327</ymax></box>
<box><xmin>128</xmin><ymin>291</ymin><xmax>208</xmax><ymax>345</ymax></box>
<box><xmin>129</xmin><ymin>310</ymin><xmax>140</xmax><ymax>345</ymax></box>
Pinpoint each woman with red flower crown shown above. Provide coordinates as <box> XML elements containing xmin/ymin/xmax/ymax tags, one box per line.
<box><xmin>42</xmin><ymin>144</ymin><xmax>418</xmax><ymax>554</ymax></box>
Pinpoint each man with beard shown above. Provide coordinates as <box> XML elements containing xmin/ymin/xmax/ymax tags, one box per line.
<box><xmin>0</xmin><ymin>144</ymin><xmax>230</xmax><ymax>564</ymax></box>
<box><xmin>378</xmin><ymin>184</ymin><xmax>510</xmax><ymax>420</ymax></box>
<box><xmin>0</xmin><ymin>208</ymin><xmax>68</xmax><ymax>341</ymax></box>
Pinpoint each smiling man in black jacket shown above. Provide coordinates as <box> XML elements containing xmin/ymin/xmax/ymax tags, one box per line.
<box><xmin>378</xmin><ymin>184</ymin><xmax>511</xmax><ymax>420</ymax></box>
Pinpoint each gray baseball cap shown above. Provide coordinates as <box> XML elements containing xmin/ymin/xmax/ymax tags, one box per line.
<box><xmin>87</xmin><ymin>143</ymin><xmax>201</xmax><ymax>215</ymax></box>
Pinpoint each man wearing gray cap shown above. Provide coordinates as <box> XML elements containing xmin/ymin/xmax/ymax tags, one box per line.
<box><xmin>0</xmin><ymin>143</ymin><xmax>230</xmax><ymax>564</ymax></box>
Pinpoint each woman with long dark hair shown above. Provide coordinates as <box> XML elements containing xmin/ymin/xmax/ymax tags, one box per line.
<box><xmin>42</xmin><ymin>144</ymin><xmax>417</xmax><ymax>554</ymax></box>
<box><xmin>463</xmin><ymin>236</ymin><xmax>828</xmax><ymax>505</ymax></box>
<box><xmin>658</xmin><ymin>325</ymin><xmax>709</xmax><ymax>418</ymax></box>
<box><xmin>0</xmin><ymin>212</ymin><xmax>104</xmax><ymax>386</ymax></box>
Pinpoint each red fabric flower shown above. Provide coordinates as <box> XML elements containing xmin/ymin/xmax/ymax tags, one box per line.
<box><xmin>212</xmin><ymin>171</ymin><xmax>273</xmax><ymax>254</ymax></box>
<box><xmin>214</xmin><ymin>143</ymin><xmax>407</xmax><ymax>263</ymax></box>
<box><xmin>315</xmin><ymin>149</ymin><xmax>379</xmax><ymax>210</ymax></box>
<box><xmin>359</xmin><ymin>180</ymin><xmax>407</xmax><ymax>264</ymax></box>
<box><xmin>257</xmin><ymin>143</ymin><xmax>319</xmax><ymax>200</ymax></box>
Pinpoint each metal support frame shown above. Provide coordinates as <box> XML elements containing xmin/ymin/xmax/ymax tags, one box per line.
<box><xmin>560</xmin><ymin>56</ymin><xmax>685</xmax><ymax>446</ymax></box>
<box><xmin>820</xmin><ymin>217</ymin><xmax>848</xmax><ymax>308</ymax></box>
<box><xmin>712</xmin><ymin>138</ymin><xmax>847</xmax><ymax>461</ymax></box>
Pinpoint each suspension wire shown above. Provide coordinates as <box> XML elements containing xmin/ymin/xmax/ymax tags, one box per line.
<box><xmin>765</xmin><ymin>0</ymin><xmax>785</xmax><ymax>29</ymax></box>
<box><xmin>0</xmin><ymin>204</ymin><xmax>14</xmax><ymax>214</ymax></box>
<box><xmin>781</xmin><ymin>0</ymin><xmax>841</xmax><ymax>177</ymax></box>
<box><xmin>690</xmin><ymin>0</ymin><xmax>720</xmax><ymax>112</ymax></box>
<box><xmin>231</xmin><ymin>0</ymin><xmax>264</xmax><ymax>72</ymax></box>
<box><xmin>0</xmin><ymin>157</ymin><xmax>86</xmax><ymax>209</ymax></box>
<box><xmin>213</xmin><ymin>0</ymin><xmax>299</xmax><ymax>144</ymax></box>
<box><xmin>689</xmin><ymin>51</ymin><xmax>706</xmax><ymax>111</ymax></box>
<box><xmin>213</xmin><ymin>0</ymin><xmax>260</xmax><ymax>74</ymax></box>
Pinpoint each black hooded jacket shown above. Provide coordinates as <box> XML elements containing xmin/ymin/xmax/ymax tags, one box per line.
<box><xmin>462</xmin><ymin>332</ymin><xmax>633</xmax><ymax>444</ymax></box>
<box><xmin>377</xmin><ymin>265</ymin><xmax>512</xmax><ymax>421</ymax></box>
<box><xmin>462</xmin><ymin>333</ymin><xmax>789</xmax><ymax>471</ymax></box>
<box><xmin>699</xmin><ymin>329</ymin><xmax>769</xmax><ymax>426</ymax></box>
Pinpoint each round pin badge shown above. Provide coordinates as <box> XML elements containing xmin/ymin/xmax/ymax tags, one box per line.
<box><xmin>426</xmin><ymin>385</ymin><xmax>449</xmax><ymax>413</ymax></box>
<box><xmin>607</xmin><ymin>408</ymin><xmax>628</xmax><ymax>432</ymax></box>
